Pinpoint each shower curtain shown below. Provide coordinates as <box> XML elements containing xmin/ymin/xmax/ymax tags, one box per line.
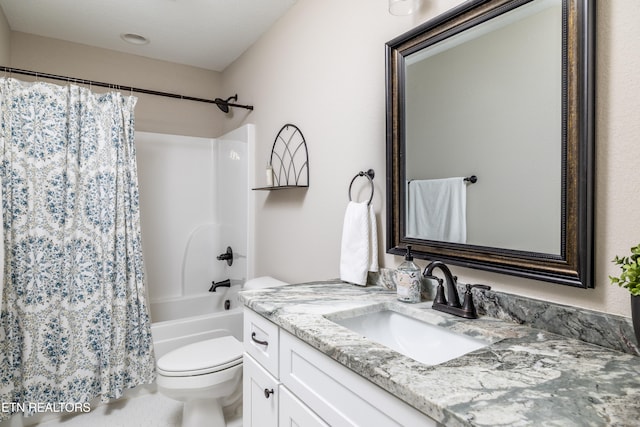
<box><xmin>0</xmin><ymin>78</ymin><xmax>155</xmax><ymax>419</ymax></box>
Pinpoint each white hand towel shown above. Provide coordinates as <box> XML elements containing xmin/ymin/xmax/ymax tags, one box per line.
<box><xmin>340</xmin><ymin>202</ymin><xmax>378</xmax><ymax>286</ymax></box>
<box><xmin>407</xmin><ymin>177</ymin><xmax>466</xmax><ymax>243</ymax></box>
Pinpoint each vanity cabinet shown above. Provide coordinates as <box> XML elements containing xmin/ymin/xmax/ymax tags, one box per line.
<box><xmin>243</xmin><ymin>307</ymin><xmax>281</xmax><ymax>427</ymax></box>
<box><xmin>243</xmin><ymin>355</ymin><xmax>328</xmax><ymax>427</ymax></box>
<box><xmin>243</xmin><ymin>307</ymin><xmax>436</xmax><ymax>427</ymax></box>
<box><xmin>243</xmin><ymin>354</ymin><xmax>279</xmax><ymax>427</ymax></box>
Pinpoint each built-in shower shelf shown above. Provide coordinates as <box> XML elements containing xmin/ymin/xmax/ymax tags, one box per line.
<box><xmin>252</xmin><ymin>123</ymin><xmax>309</xmax><ymax>191</ymax></box>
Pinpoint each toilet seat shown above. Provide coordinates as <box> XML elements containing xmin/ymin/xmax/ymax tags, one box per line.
<box><xmin>157</xmin><ymin>336</ymin><xmax>243</xmax><ymax>377</ymax></box>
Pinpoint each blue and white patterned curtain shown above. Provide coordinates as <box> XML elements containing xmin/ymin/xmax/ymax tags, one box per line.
<box><xmin>0</xmin><ymin>78</ymin><xmax>155</xmax><ymax>419</ymax></box>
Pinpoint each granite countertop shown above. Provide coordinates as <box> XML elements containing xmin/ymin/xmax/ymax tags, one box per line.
<box><xmin>240</xmin><ymin>281</ymin><xmax>640</xmax><ymax>427</ymax></box>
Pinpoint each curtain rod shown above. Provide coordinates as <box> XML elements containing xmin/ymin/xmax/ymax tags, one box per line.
<box><xmin>0</xmin><ymin>66</ymin><xmax>254</xmax><ymax>111</ymax></box>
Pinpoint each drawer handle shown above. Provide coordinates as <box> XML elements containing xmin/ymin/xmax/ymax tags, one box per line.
<box><xmin>251</xmin><ymin>332</ymin><xmax>269</xmax><ymax>346</ymax></box>
<box><xmin>264</xmin><ymin>388</ymin><xmax>274</xmax><ymax>399</ymax></box>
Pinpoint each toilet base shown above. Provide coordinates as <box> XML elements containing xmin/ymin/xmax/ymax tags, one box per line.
<box><xmin>183</xmin><ymin>399</ymin><xmax>224</xmax><ymax>427</ymax></box>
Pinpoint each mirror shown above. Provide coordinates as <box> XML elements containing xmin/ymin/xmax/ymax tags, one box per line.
<box><xmin>386</xmin><ymin>0</ymin><xmax>594</xmax><ymax>288</ymax></box>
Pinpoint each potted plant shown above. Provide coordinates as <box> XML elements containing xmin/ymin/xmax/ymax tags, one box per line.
<box><xmin>610</xmin><ymin>243</ymin><xmax>640</xmax><ymax>344</ymax></box>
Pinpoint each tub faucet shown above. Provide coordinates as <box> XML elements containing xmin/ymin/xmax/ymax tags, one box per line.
<box><xmin>209</xmin><ymin>279</ymin><xmax>231</xmax><ymax>292</ymax></box>
<box><xmin>217</xmin><ymin>246</ymin><xmax>234</xmax><ymax>266</ymax></box>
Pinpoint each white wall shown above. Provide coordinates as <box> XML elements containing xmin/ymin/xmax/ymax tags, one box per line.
<box><xmin>222</xmin><ymin>0</ymin><xmax>640</xmax><ymax>317</ymax></box>
<box><xmin>221</xmin><ymin>0</ymin><xmax>420</xmax><ymax>284</ymax></box>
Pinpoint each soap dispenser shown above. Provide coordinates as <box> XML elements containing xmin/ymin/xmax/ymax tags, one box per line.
<box><xmin>395</xmin><ymin>245</ymin><xmax>421</xmax><ymax>303</ymax></box>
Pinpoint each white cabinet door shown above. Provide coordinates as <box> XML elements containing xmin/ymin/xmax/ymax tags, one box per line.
<box><xmin>243</xmin><ymin>353</ymin><xmax>279</xmax><ymax>427</ymax></box>
<box><xmin>280</xmin><ymin>330</ymin><xmax>436</xmax><ymax>427</ymax></box>
<box><xmin>279</xmin><ymin>386</ymin><xmax>329</xmax><ymax>427</ymax></box>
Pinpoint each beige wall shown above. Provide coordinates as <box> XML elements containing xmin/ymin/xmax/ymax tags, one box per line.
<box><xmin>9</xmin><ymin>32</ymin><xmax>227</xmax><ymax>138</ymax></box>
<box><xmin>1</xmin><ymin>0</ymin><xmax>639</xmax><ymax>317</ymax></box>
<box><xmin>221</xmin><ymin>0</ymin><xmax>414</xmax><ymax>285</ymax></box>
<box><xmin>223</xmin><ymin>0</ymin><xmax>640</xmax><ymax>318</ymax></box>
<box><xmin>0</xmin><ymin>6</ymin><xmax>10</xmax><ymax>65</ymax></box>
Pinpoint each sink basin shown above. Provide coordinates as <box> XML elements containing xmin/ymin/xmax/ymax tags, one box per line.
<box><xmin>332</xmin><ymin>309</ymin><xmax>489</xmax><ymax>365</ymax></box>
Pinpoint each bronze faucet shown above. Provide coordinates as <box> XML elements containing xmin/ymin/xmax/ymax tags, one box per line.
<box><xmin>423</xmin><ymin>261</ymin><xmax>490</xmax><ymax>319</ymax></box>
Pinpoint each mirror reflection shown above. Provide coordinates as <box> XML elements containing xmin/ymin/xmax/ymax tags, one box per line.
<box><xmin>404</xmin><ymin>0</ymin><xmax>561</xmax><ymax>254</ymax></box>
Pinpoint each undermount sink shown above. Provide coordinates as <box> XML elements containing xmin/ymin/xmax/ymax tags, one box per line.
<box><xmin>331</xmin><ymin>309</ymin><xmax>490</xmax><ymax>365</ymax></box>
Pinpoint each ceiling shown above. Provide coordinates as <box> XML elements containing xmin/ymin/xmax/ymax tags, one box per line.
<box><xmin>0</xmin><ymin>0</ymin><xmax>298</xmax><ymax>72</ymax></box>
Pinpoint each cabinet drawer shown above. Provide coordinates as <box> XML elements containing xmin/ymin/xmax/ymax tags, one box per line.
<box><xmin>243</xmin><ymin>354</ymin><xmax>279</xmax><ymax>427</ymax></box>
<box><xmin>280</xmin><ymin>330</ymin><xmax>436</xmax><ymax>427</ymax></box>
<box><xmin>244</xmin><ymin>307</ymin><xmax>280</xmax><ymax>377</ymax></box>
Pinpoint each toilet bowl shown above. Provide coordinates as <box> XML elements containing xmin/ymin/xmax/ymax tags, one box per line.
<box><xmin>156</xmin><ymin>336</ymin><xmax>243</xmax><ymax>427</ymax></box>
<box><xmin>156</xmin><ymin>276</ymin><xmax>288</xmax><ymax>427</ymax></box>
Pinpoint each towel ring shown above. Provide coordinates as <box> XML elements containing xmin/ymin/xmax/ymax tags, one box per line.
<box><xmin>348</xmin><ymin>169</ymin><xmax>375</xmax><ymax>205</ymax></box>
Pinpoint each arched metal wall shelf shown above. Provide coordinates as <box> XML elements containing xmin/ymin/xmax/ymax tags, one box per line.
<box><xmin>253</xmin><ymin>123</ymin><xmax>309</xmax><ymax>191</ymax></box>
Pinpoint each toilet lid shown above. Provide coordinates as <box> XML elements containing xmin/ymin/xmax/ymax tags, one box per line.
<box><xmin>157</xmin><ymin>336</ymin><xmax>243</xmax><ymax>376</ymax></box>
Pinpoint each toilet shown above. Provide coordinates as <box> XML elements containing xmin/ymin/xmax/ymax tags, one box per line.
<box><xmin>156</xmin><ymin>276</ymin><xmax>288</xmax><ymax>427</ymax></box>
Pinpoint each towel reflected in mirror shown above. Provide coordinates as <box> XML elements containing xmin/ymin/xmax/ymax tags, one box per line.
<box><xmin>406</xmin><ymin>177</ymin><xmax>467</xmax><ymax>243</ymax></box>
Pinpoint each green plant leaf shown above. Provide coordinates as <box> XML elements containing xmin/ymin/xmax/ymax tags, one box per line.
<box><xmin>610</xmin><ymin>244</ymin><xmax>640</xmax><ymax>294</ymax></box>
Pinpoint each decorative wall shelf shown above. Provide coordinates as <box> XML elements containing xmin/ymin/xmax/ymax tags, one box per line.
<box><xmin>253</xmin><ymin>124</ymin><xmax>309</xmax><ymax>191</ymax></box>
<box><xmin>253</xmin><ymin>185</ymin><xmax>309</xmax><ymax>191</ymax></box>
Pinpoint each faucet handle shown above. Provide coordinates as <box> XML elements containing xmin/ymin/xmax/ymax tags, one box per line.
<box><xmin>426</xmin><ymin>275</ymin><xmax>446</xmax><ymax>305</ymax></box>
<box><xmin>460</xmin><ymin>284</ymin><xmax>492</xmax><ymax>319</ymax></box>
<box><xmin>461</xmin><ymin>284</ymin><xmax>477</xmax><ymax>318</ymax></box>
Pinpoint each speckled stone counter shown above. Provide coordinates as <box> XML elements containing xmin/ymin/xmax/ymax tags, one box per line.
<box><xmin>240</xmin><ymin>281</ymin><xmax>640</xmax><ymax>427</ymax></box>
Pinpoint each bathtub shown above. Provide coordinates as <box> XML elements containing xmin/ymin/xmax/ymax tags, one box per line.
<box><xmin>150</xmin><ymin>285</ymin><xmax>243</xmax><ymax>359</ymax></box>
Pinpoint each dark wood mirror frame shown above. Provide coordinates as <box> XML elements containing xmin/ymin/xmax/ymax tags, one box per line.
<box><xmin>385</xmin><ymin>0</ymin><xmax>595</xmax><ymax>288</ymax></box>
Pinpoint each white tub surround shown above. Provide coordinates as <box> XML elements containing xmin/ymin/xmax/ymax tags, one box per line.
<box><xmin>136</xmin><ymin>125</ymin><xmax>253</xmax><ymax>305</ymax></box>
<box><xmin>240</xmin><ymin>281</ymin><xmax>640</xmax><ymax>427</ymax></box>
<box><xmin>150</xmin><ymin>289</ymin><xmax>240</xmax><ymax>323</ymax></box>
<box><xmin>151</xmin><ymin>307</ymin><xmax>243</xmax><ymax>360</ymax></box>
<box><xmin>150</xmin><ymin>281</ymin><xmax>243</xmax><ymax>359</ymax></box>
<box><xmin>139</xmin><ymin>126</ymin><xmax>253</xmax><ymax>362</ymax></box>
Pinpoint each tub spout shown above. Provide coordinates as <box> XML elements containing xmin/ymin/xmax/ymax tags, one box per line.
<box><xmin>209</xmin><ymin>279</ymin><xmax>231</xmax><ymax>292</ymax></box>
